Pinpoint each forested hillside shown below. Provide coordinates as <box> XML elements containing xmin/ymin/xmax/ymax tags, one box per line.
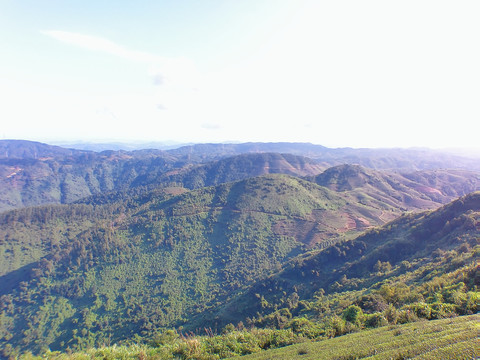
<box><xmin>209</xmin><ymin>191</ymin><xmax>480</xmax><ymax>328</ymax></box>
<box><xmin>0</xmin><ymin>173</ymin><xmax>479</xmax><ymax>356</ymax></box>
<box><xmin>0</xmin><ymin>174</ymin><xmax>388</xmax><ymax>354</ymax></box>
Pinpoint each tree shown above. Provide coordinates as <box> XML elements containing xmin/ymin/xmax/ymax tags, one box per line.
<box><xmin>342</xmin><ymin>305</ymin><xmax>363</xmax><ymax>325</ymax></box>
<box><xmin>384</xmin><ymin>304</ymin><xmax>398</xmax><ymax>324</ymax></box>
<box><xmin>374</xmin><ymin>260</ymin><xmax>392</xmax><ymax>273</ymax></box>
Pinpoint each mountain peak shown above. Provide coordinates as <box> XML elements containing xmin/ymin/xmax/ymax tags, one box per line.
<box><xmin>0</xmin><ymin>139</ymin><xmax>88</xmax><ymax>159</ymax></box>
<box><xmin>313</xmin><ymin>164</ymin><xmax>377</xmax><ymax>191</ymax></box>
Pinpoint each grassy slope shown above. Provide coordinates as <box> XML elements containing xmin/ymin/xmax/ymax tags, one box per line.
<box><xmin>14</xmin><ymin>315</ymin><xmax>477</xmax><ymax>359</ymax></box>
<box><xmin>231</xmin><ymin>315</ymin><xmax>479</xmax><ymax>360</ymax></box>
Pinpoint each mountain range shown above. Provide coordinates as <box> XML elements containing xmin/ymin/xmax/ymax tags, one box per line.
<box><xmin>0</xmin><ymin>140</ymin><xmax>479</xmax><ymax>358</ymax></box>
<box><xmin>1</xmin><ymin>140</ymin><xmax>480</xmax><ymax>214</ymax></box>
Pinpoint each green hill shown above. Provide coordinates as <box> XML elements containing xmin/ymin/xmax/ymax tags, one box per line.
<box><xmin>151</xmin><ymin>152</ymin><xmax>325</xmax><ymax>190</ymax></box>
<box><xmin>0</xmin><ymin>174</ymin><xmax>479</xmax><ymax>356</ymax></box>
<box><xmin>0</xmin><ymin>174</ymin><xmax>360</xmax><ymax>353</ymax></box>
<box><xmin>0</xmin><ymin>144</ymin><xmax>326</xmax><ymax>213</ymax></box>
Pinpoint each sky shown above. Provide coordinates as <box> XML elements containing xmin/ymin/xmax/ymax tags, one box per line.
<box><xmin>1</xmin><ymin>0</ymin><xmax>479</xmax><ymax>149</ymax></box>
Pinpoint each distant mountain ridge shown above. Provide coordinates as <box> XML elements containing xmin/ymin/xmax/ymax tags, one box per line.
<box><xmin>0</xmin><ymin>140</ymin><xmax>89</xmax><ymax>159</ymax></box>
<box><xmin>3</xmin><ymin>140</ymin><xmax>480</xmax><ymax>170</ymax></box>
<box><xmin>1</xmin><ymin>140</ymin><xmax>480</xmax><ymax>213</ymax></box>
<box><xmin>167</xmin><ymin>142</ymin><xmax>480</xmax><ymax>171</ymax></box>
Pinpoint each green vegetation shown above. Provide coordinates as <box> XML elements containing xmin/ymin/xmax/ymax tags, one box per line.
<box><xmin>0</xmin><ymin>175</ymin><xmax>349</xmax><ymax>354</ymax></box>
<box><xmin>0</xmin><ymin>145</ymin><xmax>327</xmax><ymax>213</ymax></box>
<box><xmin>205</xmin><ymin>191</ymin><xmax>480</xmax><ymax>329</ymax></box>
<box><xmin>6</xmin><ymin>315</ymin><xmax>478</xmax><ymax>359</ymax></box>
<box><xmin>1</xmin><ymin>179</ymin><xmax>479</xmax><ymax>356</ymax></box>
<box><xmin>233</xmin><ymin>315</ymin><xmax>479</xmax><ymax>360</ymax></box>
<box><xmin>1</xmin><ymin>142</ymin><xmax>479</xmax><ymax>358</ymax></box>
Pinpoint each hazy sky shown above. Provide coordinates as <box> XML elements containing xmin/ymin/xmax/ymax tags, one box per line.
<box><xmin>1</xmin><ymin>1</ymin><xmax>479</xmax><ymax>148</ymax></box>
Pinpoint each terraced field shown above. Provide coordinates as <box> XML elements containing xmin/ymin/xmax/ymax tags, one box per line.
<box><xmin>231</xmin><ymin>315</ymin><xmax>479</xmax><ymax>360</ymax></box>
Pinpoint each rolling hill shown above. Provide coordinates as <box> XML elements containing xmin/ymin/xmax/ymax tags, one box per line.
<box><xmin>311</xmin><ymin>164</ymin><xmax>480</xmax><ymax>211</ymax></box>
<box><xmin>0</xmin><ymin>173</ymin><xmax>479</xmax><ymax>356</ymax></box>
<box><xmin>0</xmin><ymin>143</ymin><xmax>326</xmax><ymax>213</ymax></box>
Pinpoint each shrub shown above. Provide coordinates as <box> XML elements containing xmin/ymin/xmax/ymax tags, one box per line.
<box><xmin>173</xmin><ymin>338</ymin><xmax>211</xmax><ymax>360</ymax></box>
<box><xmin>342</xmin><ymin>305</ymin><xmax>364</xmax><ymax>324</ymax></box>
<box><xmin>285</xmin><ymin>317</ymin><xmax>323</xmax><ymax>339</ymax></box>
<box><xmin>464</xmin><ymin>291</ymin><xmax>480</xmax><ymax>313</ymax></box>
<box><xmin>384</xmin><ymin>304</ymin><xmax>398</xmax><ymax>324</ymax></box>
<box><xmin>429</xmin><ymin>302</ymin><xmax>457</xmax><ymax>319</ymax></box>
<box><xmin>151</xmin><ymin>329</ymin><xmax>179</xmax><ymax>346</ymax></box>
<box><xmin>325</xmin><ymin>316</ymin><xmax>346</xmax><ymax>337</ymax></box>
<box><xmin>205</xmin><ymin>331</ymin><xmax>261</xmax><ymax>357</ymax></box>
<box><xmin>364</xmin><ymin>313</ymin><xmax>388</xmax><ymax>328</ymax></box>
<box><xmin>374</xmin><ymin>260</ymin><xmax>392</xmax><ymax>273</ymax></box>
<box><xmin>221</xmin><ymin>323</ymin><xmax>235</xmax><ymax>334</ymax></box>
<box><xmin>396</xmin><ymin>308</ymin><xmax>419</xmax><ymax>324</ymax></box>
<box><xmin>403</xmin><ymin>302</ymin><xmax>432</xmax><ymax>319</ymax></box>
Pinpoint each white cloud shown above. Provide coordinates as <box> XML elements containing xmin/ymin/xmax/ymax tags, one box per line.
<box><xmin>42</xmin><ymin>30</ymin><xmax>159</xmax><ymax>63</ymax></box>
<box><xmin>42</xmin><ymin>30</ymin><xmax>200</xmax><ymax>89</ymax></box>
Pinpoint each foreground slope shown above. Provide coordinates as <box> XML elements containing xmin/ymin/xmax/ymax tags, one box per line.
<box><xmin>7</xmin><ymin>315</ymin><xmax>477</xmax><ymax>359</ymax></box>
<box><xmin>233</xmin><ymin>315</ymin><xmax>479</xmax><ymax>360</ymax></box>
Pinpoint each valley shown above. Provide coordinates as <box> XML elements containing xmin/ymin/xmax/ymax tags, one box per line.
<box><xmin>0</xmin><ymin>140</ymin><xmax>478</xmax><ymax>359</ymax></box>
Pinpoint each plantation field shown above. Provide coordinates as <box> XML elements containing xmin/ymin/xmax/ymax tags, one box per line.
<box><xmin>20</xmin><ymin>315</ymin><xmax>478</xmax><ymax>359</ymax></box>
<box><xmin>232</xmin><ymin>315</ymin><xmax>479</xmax><ymax>360</ymax></box>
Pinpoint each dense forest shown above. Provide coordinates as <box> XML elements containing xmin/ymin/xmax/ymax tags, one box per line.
<box><xmin>0</xmin><ymin>141</ymin><xmax>479</xmax><ymax>359</ymax></box>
